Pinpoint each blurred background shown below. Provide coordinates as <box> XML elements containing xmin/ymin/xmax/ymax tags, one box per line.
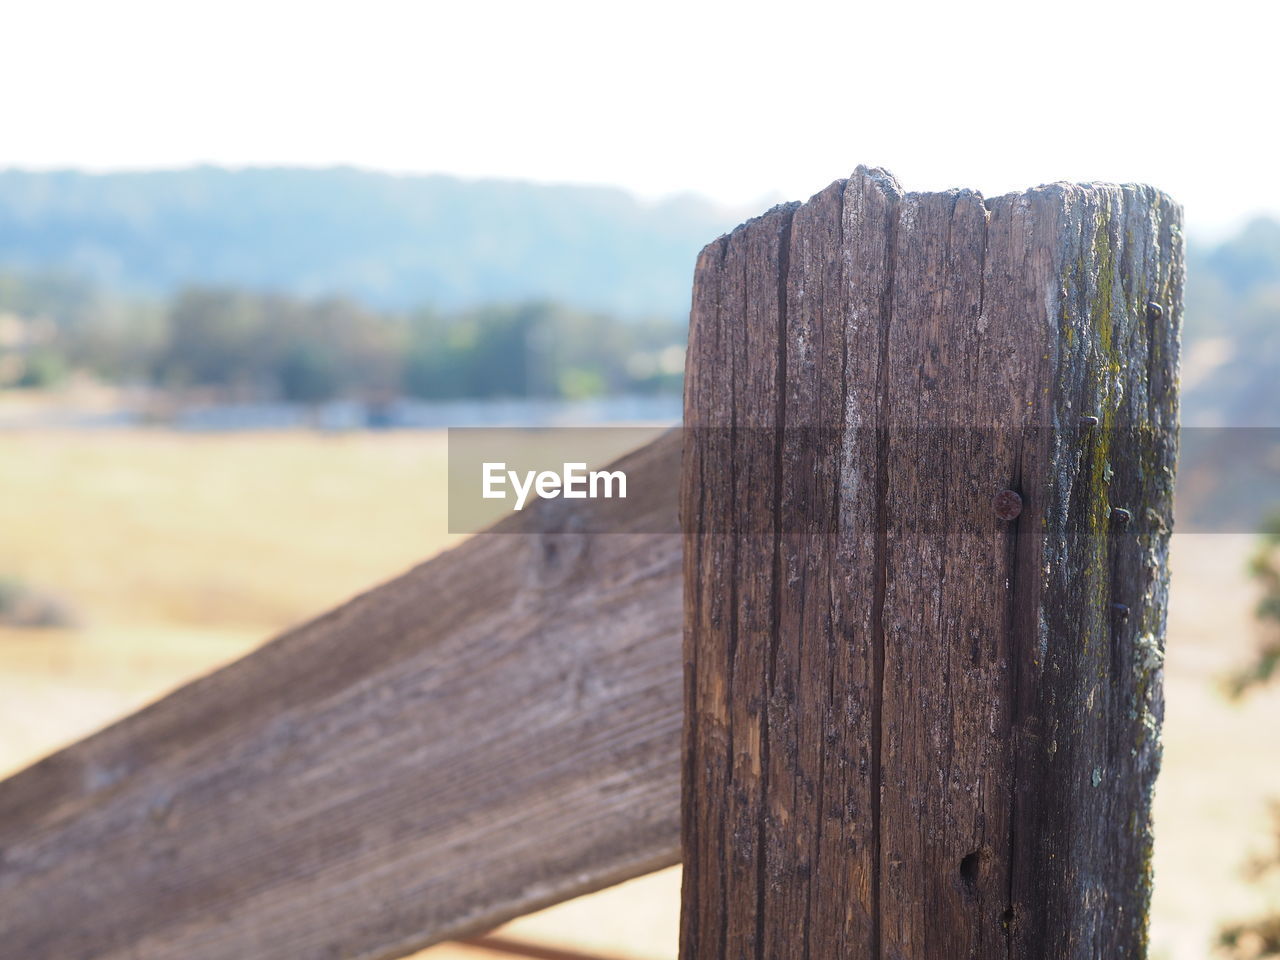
<box><xmin>2</xmin><ymin>1</ymin><xmax>1280</xmax><ymax>958</ymax></box>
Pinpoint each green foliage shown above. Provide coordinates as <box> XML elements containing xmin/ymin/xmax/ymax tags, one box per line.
<box><xmin>404</xmin><ymin>305</ymin><xmax>541</xmax><ymax>399</ymax></box>
<box><xmin>277</xmin><ymin>342</ymin><xmax>341</xmax><ymax>405</ymax></box>
<box><xmin>402</xmin><ymin>302</ymin><xmax>683</xmax><ymax>401</ymax></box>
<box><xmin>0</xmin><ymin>267</ymin><xmax>163</xmax><ymax>384</ymax></box>
<box><xmin>1219</xmin><ymin>522</ymin><xmax>1280</xmax><ymax>957</ymax></box>
<box><xmin>157</xmin><ymin>289</ymin><xmax>274</xmax><ymax>389</ymax></box>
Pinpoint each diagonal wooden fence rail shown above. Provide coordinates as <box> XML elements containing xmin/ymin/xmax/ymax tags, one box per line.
<box><xmin>0</xmin><ymin>436</ymin><xmax>685</xmax><ymax>960</ymax></box>
<box><xmin>0</xmin><ymin>167</ymin><xmax>1182</xmax><ymax>960</ymax></box>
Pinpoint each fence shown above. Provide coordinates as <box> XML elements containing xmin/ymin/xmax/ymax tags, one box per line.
<box><xmin>0</xmin><ymin>166</ymin><xmax>1183</xmax><ymax>960</ymax></box>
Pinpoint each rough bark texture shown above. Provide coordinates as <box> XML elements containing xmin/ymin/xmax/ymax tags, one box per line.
<box><xmin>680</xmin><ymin>167</ymin><xmax>1182</xmax><ymax>959</ymax></box>
<box><xmin>0</xmin><ymin>433</ymin><xmax>684</xmax><ymax>960</ymax></box>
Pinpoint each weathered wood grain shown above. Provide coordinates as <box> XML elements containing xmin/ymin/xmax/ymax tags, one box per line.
<box><xmin>0</xmin><ymin>432</ymin><xmax>685</xmax><ymax>960</ymax></box>
<box><xmin>680</xmin><ymin>167</ymin><xmax>1182</xmax><ymax>958</ymax></box>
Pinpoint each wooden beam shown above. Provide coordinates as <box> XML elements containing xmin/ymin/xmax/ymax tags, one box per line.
<box><xmin>0</xmin><ymin>432</ymin><xmax>685</xmax><ymax>960</ymax></box>
<box><xmin>680</xmin><ymin>168</ymin><xmax>1182</xmax><ymax>958</ymax></box>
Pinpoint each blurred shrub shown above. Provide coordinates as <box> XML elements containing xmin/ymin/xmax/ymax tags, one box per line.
<box><xmin>13</xmin><ymin>348</ymin><xmax>67</xmax><ymax>388</ymax></box>
<box><xmin>1226</xmin><ymin>516</ymin><xmax>1280</xmax><ymax>698</ymax></box>
<box><xmin>1220</xmin><ymin>893</ymin><xmax>1280</xmax><ymax>960</ymax></box>
<box><xmin>1220</xmin><ymin>520</ymin><xmax>1280</xmax><ymax>957</ymax></box>
<box><xmin>0</xmin><ymin>577</ymin><xmax>78</xmax><ymax>629</ymax></box>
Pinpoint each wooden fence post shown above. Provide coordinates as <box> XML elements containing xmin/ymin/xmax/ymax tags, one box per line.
<box><xmin>680</xmin><ymin>167</ymin><xmax>1183</xmax><ymax>958</ymax></box>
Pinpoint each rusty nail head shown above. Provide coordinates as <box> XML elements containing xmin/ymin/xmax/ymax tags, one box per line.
<box><xmin>993</xmin><ymin>489</ymin><xmax>1023</xmax><ymax>521</ymax></box>
<box><xmin>1146</xmin><ymin>300</ymin><xmax>1163</xmax><ymax>321</ymax></box>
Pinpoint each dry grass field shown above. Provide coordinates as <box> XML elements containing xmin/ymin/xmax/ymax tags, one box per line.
<box><xmin>1</xmin><ymin>428</ymin><xmax>1278</xmax><ymax>959</ymax></box>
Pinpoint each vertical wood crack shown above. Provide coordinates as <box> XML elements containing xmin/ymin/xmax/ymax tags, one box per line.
<box><xmin>869</xmin><ymin>189</ymin><xmax>899</xmax><ymax>960</ymax></box>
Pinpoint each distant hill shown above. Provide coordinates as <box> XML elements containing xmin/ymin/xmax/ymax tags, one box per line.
<box><xmin>0</xmin><ymin>167</ymin><xmax>742</xmax><ymax>317</ymax></box>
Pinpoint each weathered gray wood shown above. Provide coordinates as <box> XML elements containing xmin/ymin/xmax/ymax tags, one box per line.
<box><xmin>680</xmin><ymin>167</ymin><xmax>1182</xmax><ymax>959</ymax></box>
<box><xmin>0</xmin><ymin>432</ymin><xmax>685</xmax><ymax>960</ymax></box>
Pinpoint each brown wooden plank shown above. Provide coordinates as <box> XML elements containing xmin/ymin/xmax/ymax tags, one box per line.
<box><xmin>877</xmin><ymin>186</ymin><xmax>1014</xmax><ymax>958</ymax></box>
<box><xmin>0</xmin><ymin>432</ymin><xmax>685</xmax><ymax>960</ymax></box>
<box><xmin>680</xmin><ymin>168</ymin><xmax>1182</xmax><ymax>958</ymax></box>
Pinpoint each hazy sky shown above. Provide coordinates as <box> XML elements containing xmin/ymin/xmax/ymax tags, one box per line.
<box><xmin>3</xmin><ymin>0</ymin><xmax>1271</xmax><ymax>237</ymax></box>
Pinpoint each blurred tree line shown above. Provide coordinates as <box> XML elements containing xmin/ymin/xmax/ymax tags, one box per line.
<box><xmin>0</xmin><ymin>269</ymin><xmax>686</xmax><ymax>403</ymax></box>
<box><xmin>8</xmin><ymin>214</ymin><xmax>1280</xmax><ymax>421</ymax></box>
